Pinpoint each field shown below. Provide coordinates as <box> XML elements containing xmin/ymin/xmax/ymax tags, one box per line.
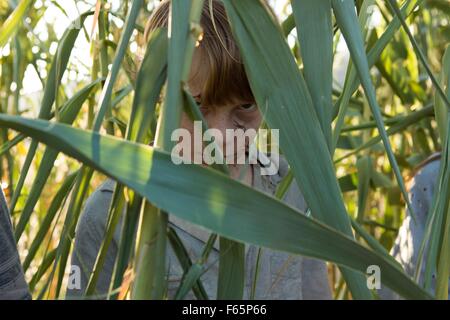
<box><xmin>0</xmin><ymin>0</ymin><xmax>449</xmax><ymax>299</ymax></box>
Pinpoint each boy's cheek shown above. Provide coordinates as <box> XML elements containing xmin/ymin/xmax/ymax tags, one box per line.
<box><xmin>179</xmin><ymin>112</ymin><xmax>195</xmax><ymax>132</ymax></box>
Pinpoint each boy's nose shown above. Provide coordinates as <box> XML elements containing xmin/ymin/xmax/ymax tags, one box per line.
<box><xmin>205</xmin><ymin>110</ymin><xmax>236</xmax><ymax>137</ymax></box>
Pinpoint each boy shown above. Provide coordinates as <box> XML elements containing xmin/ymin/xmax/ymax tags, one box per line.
<box><xmin>67</xmin><ymin>0</ymin><xmax>331</xmax><ymax>299</ymax></box>
<box><xmin>380</xmin><ymin>153</ymin><xmax>449</xmax><ymax>299</ymax></box>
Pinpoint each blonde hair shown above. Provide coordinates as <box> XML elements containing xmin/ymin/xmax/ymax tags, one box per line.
<box><xmin>144</xmin><ymin>0</ymin><xmax>254</xmax><ymax>107</ymax></box>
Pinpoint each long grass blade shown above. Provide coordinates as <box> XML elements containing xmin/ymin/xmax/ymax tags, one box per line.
<box><xmin>0</xmin><ymin>0</ymin><xmax>34</xmax><ymax>48</ymax></box>
<box><xmin>0</xmin><ymin>115</ymin><xmax>434</xmax><ymax>299</ymax></box>
<box><xmin>386</xmin><ymin>0</ymin><xmax>450</xmax><ymax>111</ymax></box>
<box><xmin>332</xmin><ymin>0</ymin><xmax>417</xmax><ymax>224</ymax></box>
<box><xmin>292</xmin><ymin>0</ymin><xmax>333</xmax><ymax>149</ymax></box>
<box><xmin>93</xmin><ymin>0</ymin><xmax>142</xmax><ymax>132</ymax></box>
<box><xmin>9</xmin><ymin>11</ymin><xmax>93</xmax><ymax>216</ymax></box>
<box><xmin>223</xmin><ymin>0</ymin><xmax>371</xmax><ymax>299</ymax></box>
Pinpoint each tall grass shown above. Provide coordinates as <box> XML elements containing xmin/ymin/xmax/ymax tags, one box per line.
<box><xmin>0</xmin><ymin>0</ymin><xmax>449</xmax><ymax>299</ymax></box>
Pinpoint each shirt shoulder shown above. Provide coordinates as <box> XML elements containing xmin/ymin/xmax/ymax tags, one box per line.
<box><xmin>253</xmin><ymin>154</ymin><xmax>308</xmax><ymax>213</ymax></box>
<box><xmin>407</xmin><ymin>156</ymin><xmax>441</xmax><ymax>223</ymax></box>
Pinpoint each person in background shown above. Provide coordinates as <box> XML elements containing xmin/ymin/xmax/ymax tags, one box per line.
<box><xmin>380</xmin><ymin>152</ymin><xmax>449</xmax><ymax>299</ymax></box>
<box><xmin>0</xmin><ymin>187</ymin><xmax>31</xmax><ymax>300</ymax></box>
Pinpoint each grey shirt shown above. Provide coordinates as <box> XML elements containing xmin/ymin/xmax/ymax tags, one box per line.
<box><xmin>67</xmin><ymin>157</ymin><xmax>332</xmax><ymax>299</ymax></box>
<box><xmin>0</xmin><ymin>188</ymin><xmax>30</xmax><ymax>300</ymax></box>
<box><xmin>1</xmin><ymin>155</ymin><xmax>444</xmax><ymax>299</ymax></box>
<box><xmin>379</xmin><ymin>154</ymin><xmax>449</xmax><ymax>299</ymax></box>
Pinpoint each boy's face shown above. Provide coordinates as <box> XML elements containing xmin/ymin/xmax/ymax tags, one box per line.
<box><xmin>179</xmin><ymin>52</ymin><xmax>262</xmax><ymax>172</ymax></box>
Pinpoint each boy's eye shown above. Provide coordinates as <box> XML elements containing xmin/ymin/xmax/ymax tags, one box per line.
<box><xmin>193</xmin><ymin>99</ymin><xmax>210</xmax><ymax>115</ymax></box>
<box><xmin>193</xmin><ymin>94</ymin><xmax>202</xmax><ymax>106</ymax></box>
<box><xmin>238</xmin><ymin>104</ymin><xmax>256</xmax><ymax>111</ymax></box>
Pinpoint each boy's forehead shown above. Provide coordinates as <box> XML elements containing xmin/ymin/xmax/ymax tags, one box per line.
<box><xmin>186</xmin><ymin>44</ymin><xmax>255</xmax><ymax>107</ymax></box>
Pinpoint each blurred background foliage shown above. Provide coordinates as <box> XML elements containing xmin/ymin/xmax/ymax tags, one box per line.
<box><xmin>0</xmin><ymin>0</ymin><xmax>449</xmax><ymax>299</ymax></box>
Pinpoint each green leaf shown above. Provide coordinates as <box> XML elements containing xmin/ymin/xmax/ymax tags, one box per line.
<box><xmin>332</xmin><ymin>0</ymin><xmax>417</xmax><ymax>224</ymax></box>
<box><xmin>217</xmin><ymin>237</ymin><xmax>245</xmax><ymax>299</ymax></box>
<box><xmin>0</xmin><ymin>0</ymin><xmax>34</xmax><ymax>48</ymax></box>
<box><xmin>335</xmin><ymin>105</ymin><xmax>434</xmax><ymax>163</ymax></box>
<box><xmin>386</xmin><ymin>0</ymin><xmax>450</xmax><ymax>111</ymax></box>
<box><xmin>108</xmin><ymin>27</ymin><xmax>169</xmax><ymax>300</ymax></box>
<box><xmin>9</xmin><ymin>11</ymin><xmax>93</xmax><ymax>217</ymax></box>
<box><xmin>0</xmin><ymin>114</ymin><xmax>433</xmax><ymax>299</ymax></box>
<box><xmin>356</xmin><ymin>156</ymin><xmax>372</xmax><ymax>222</ymax></box>
<box><xmin>14</xmin><ymin>79</ymin><xmax>100</xmax><ymax>240</ymax></box>
<box><xmin>93</xmin><ymin>0</ymin><xmax>142</xmax><ymax>132</ymax></box>
<box><xmin>22</xmin><ymin>171</ymin><xmax>78</xmax><ymax>272</ymax></box>
<box><xmin>292</xmin><ymin>0</ymin><xmax>333</xmax><ymax>148</ymax></box>
<box><xmin>223</xmin><ymin>0</ymin><xmax>371</xmax><ymax>299</ymax></box>
<box><xmin>434</xmin><ymin>46</ymin><xmax>450</xmax><ymax>143</ymax></box>
<box><xmin>169</xmin><ymin>226</ymin><xmax>209</xmax><ymax>300</ymax></box>
<box><xmin>332</xmin><ymin>0</ymin><xmax>420</xmax><ymax>141</ymax></box>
